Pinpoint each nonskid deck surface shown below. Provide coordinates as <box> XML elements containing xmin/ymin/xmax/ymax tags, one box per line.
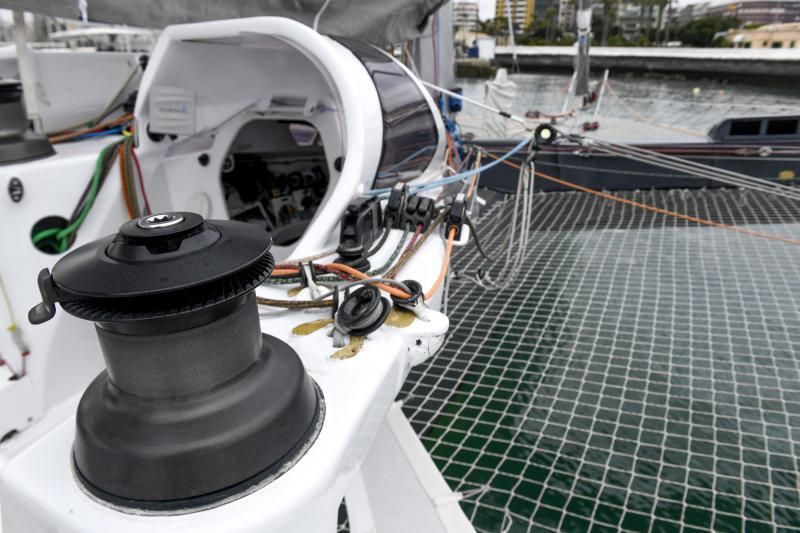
<box><xmin>400</xmin><ymin>189</ymin><xmax>800</xmax><ymax>532</ymax></box>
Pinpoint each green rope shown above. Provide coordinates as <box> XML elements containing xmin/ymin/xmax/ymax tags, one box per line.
<box><xmin>32</xmin><ymin>140</ymin><xmax>119</xmax><ymax>253</ymax></box>
<box><xmin>366</xmin><ymin>225</ymin><xmax>411</xmax><ymax>275</ymax></box>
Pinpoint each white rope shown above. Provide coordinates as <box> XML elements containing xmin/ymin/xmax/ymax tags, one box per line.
<box><xmin>461</xmin><ymin>156</ymin><xmax>536</xmax><ymax>290</ymax></box>
<box><xmin>78</xmin><ymin>0</ymin><xmax>88</xmax><ymax>22</ymax></box>
<box><xmin>419</xmin><ymin>80</ymin><xmax>533</xmax><ymax>129</ymax></box>
<box><xmin>312</xmin><ymin>0</ymin><xmax>332</xmax><ymax>32</ymax></box>
<box><xmin>574</xmin><ymin>135</ymin><xmax>800</xmax><ymax>202</ymax></box>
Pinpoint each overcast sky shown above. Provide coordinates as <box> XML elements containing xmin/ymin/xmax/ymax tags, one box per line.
<box><xmin>477</xmin><ymin>0</ymin><xmax>495</xmax><ymax>20</ymax></box>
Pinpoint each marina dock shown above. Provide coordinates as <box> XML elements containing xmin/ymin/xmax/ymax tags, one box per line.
<box><xmin>496</xmin><ymin>46</ymin><xmax>800</xmax><ymax>79</ymax></box>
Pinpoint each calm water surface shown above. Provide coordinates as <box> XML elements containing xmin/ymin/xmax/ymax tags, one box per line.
<box><xmin>457</xmin><ymin>73</ymin><xmax>800</xmax><ymax>134</ymax></box>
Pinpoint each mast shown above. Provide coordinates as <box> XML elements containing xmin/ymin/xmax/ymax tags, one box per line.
<box><xmin>12</xmin><ymin>11</ymin><xmax>43</xmax><ymax>133</ymax></box>
<box><xmin>574</xmin><ymin>0</ymin><xmax>591</xmax><ymax>96</ymax></box>
<box><xmin>504</xmin><ymin>0</ymin><xmax>519</xmax><ymax>73</ymax></box>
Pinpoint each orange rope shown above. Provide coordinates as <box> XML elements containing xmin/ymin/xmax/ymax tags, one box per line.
<box><xmin>271</xmin><ymin>264</ymin><xmax>407</xmax><ymax>297</ymax></box>
<box><xmin>48</xmin><ymin>114</ymin><xmax>134</xmax><ymax>143</ymax></box>
<box><xmin>444</xmin><ymin>132</ymin><xmax>454</xmax><ymax>168</ymax></box>
<box><xmin>272</xmin><ymin>268</ymin><xmax>302</xmax><ymax>276</ymax></box>
<box><xmin>271</xmin><ymin>228</ymin><xmax>459</xmax><ymax>300</ymax></box>
<box><xmin>466</xmin><ymin>151</ymin><xmax>482</xmax><ymax>200</ymax></box>
<box><xmin>119</xmin><ymin>144</ymin><xmax>135</xmax><ymax>218</ymax></box>
<box><xmin>329</xmin><ymin>264</ymin><xmax>411</xmax><ymax>298</ymax></box>
<box><xmin>485</xmin><ymin>153</ymin><xmax>800</xmax><ymax>247</ymax></box>
<box><xmin>424</xmin><ymin>227</ymin><xmax>457</xmax><ymax>301</ymax></box>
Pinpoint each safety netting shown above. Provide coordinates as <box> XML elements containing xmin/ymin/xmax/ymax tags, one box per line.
<box><xmin>400</xmin><ymin>187</ymin><xmax>800</xmax><ymax>532</ymax></box>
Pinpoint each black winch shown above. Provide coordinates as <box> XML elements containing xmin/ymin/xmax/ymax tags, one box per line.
<box><xmin>28</xmin><ymin>212</ymin><xmax>323</xmax><ymax>512</ymax></box>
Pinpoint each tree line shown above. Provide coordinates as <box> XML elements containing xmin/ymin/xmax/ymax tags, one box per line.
<box><xmin>474</xmin><ymin>2</ymin><xmax>745</xmax><ymax>48</ymax></box>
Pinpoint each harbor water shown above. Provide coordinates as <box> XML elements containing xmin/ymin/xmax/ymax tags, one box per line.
<box><xmin>457</xmin><ymin>72</ymin><xmax>800</xmax><ymax>135</ymax></box>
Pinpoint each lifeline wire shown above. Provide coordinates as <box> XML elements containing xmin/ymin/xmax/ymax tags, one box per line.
<box><xmin>569</xmin><ymin>134</ymin><xmax>800</xmax><ymax>203</ymax></box>
<box><xmin>423</xmin><ymin>78</ymin><xmax>799</xmax><ymax>204</ymax></box>
<box><xmin>312</xmin><ymin>0</ymin><xmax>332</xmax><ymax>31</ymax></box>
<box><xmin>485</xmin><ymin>151</ymin><xmax>800</xmax><ymax>247</ymax></box>
<box><xmin>367</xmin><ymin>137</ymin><xmax>533</xmax><ymax>197</ymax></box>
<box><xmin>418</xmin><ymin>80</ymin><xmax>532</xmax><ymax>129</ymax></box>
<box><xmin>458</xmin><ymin>153</ymin><xmax>536</xmax><ymax>289</ymax></box>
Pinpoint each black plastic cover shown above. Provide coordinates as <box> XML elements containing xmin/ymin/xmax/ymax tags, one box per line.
<box><xmin>336</xmin><ymin>197</ymin><xmax>383</xmax><ymax>259</ymax></box>
<box><xmin>400</xmin><ymin>195</ymin><xmax>434</xmax><ymax>231</ymax></box>
<box><xmin>333</xmin><ymin>37</ymin><xmax>439</xmax><ymax>189</ymax></box>
<box><xmin>75</xmin><ymin>298</ymin><xmax>322</xmax><ymax>509</ymax></box>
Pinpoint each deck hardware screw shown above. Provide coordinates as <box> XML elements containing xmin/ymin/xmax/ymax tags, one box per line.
<box><xmin>137</xmin><ymin>213</ymin><xmax>185</xmax><ymax>229</ymax></box>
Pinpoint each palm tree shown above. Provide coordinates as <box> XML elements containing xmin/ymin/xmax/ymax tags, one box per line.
<box><xmin>654</xmin><ymin>0</ymin><xmax>667</xmax><ymax>44</ymax></box>
<box><xmin>543</xmin><ymin>7</ymin><xmax>558</xmax><ymax>42</ymax></box>
<box><xmin>600</xmin><ymin>0</ymin><xmax>616</xmax><ymax>45</ymax></box>
<box><xmin>637</xmin><ymin>0</ymin><xmax>650</xmax><ymax>41</ymax></box>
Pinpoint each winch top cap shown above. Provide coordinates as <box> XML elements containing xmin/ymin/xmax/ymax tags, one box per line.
<box><xmin>29</xmin><ymin>212</ymin><xmax>274</xmax><ymax>324</ymax></box>
<box><xmin>52</xmin><ymin>212</ymin><xmax>272</xmax><ymax>299</ymax></box>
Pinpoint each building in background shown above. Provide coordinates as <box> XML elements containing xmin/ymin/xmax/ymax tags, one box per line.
<box><xmin>686</xmin><ymin>0</ymin><xmax>800</xmax><ymax>25</ymax></box>
<box><xmin>558</xmin><ymin>0</ymin><xmax>577</xmax><ymax>31</ymax></box>
<box><xmin>454</xmin><ymin>1</ymin><xmax>480</xmax><ymax>31</ymax></box>
<box><xmin>727</xmin><ymin>21</ymin><xmax>800</xmax><ymax>46</ymax></box>
<box><xmin>496</xmin><ymin>0</ymin><xmax>536</xmax><ymax>30</ymax></box>
<box><xmin>616</xmin><ymin>2</ymin><xmax>664</xmax><ymax>39</ymax></box>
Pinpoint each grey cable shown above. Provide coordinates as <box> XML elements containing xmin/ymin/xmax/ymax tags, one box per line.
<box><xmin>312</xmin><ymin>0</ymin><xmax>332</xmax><ymax>31</ymax></box>
<box><xmin>567</xmin><ymin>134</ymin><xmax>800</xmax><ymax>202</ymax></box>
<box><xmin>314</xmin><ymin>278</ymin><xmax>411</xmax><ymax>301</ymax></box>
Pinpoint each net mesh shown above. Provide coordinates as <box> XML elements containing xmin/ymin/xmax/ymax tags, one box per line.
<box><xmin>399</xmin><ymin>188</ymin><xmax>800</xmax><ymax>532</ymax></box>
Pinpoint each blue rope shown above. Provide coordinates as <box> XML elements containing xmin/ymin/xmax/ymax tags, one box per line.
<box><xmin>71</xmin><ymin>126</ymin><xmax>123</xmax><ymax>142</ymax></box>
<box><xmin>366</xmin><ymin>136</ymin><xmax>533</xmax><ymax>197</ymax></box>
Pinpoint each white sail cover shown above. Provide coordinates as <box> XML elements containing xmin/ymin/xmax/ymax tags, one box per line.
<box><xmin>574</xmin><ymin>7</ymin><xmax>592</xmax><ymax>96</ymax></box>
<box><xmin>0</xmin><ymin>0</ymin><xmax>445</xmax><ymax>45</ymax></box>
<box><xmin>484</xmin><ymin>68</ymin><xmax>518</xmax><ymax>137</ymax></box>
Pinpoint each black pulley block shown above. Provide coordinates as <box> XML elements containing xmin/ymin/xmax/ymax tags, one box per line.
<box><xmin>335</xmin><ymin>196</ymin><xmax>383</xmax><ymax>272</ymax></box>
<box><xmin>534</xmin><ymin>123</ymin><xmax>557</xmax><ymax>145</ymax></box>
<box><xmin>29</xmin><ymin>212</ymin><xmax>323</xmax><ymax>512</ymax></box>
<box><xmin>391</xmin><ymin>280</ymin><xmax>424</xmax><ymax>308</ymax></box>
<box><xmin>336</xmin><ymin>285</ymin><xmax>391</xmax><ymax>337</ymax></box>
